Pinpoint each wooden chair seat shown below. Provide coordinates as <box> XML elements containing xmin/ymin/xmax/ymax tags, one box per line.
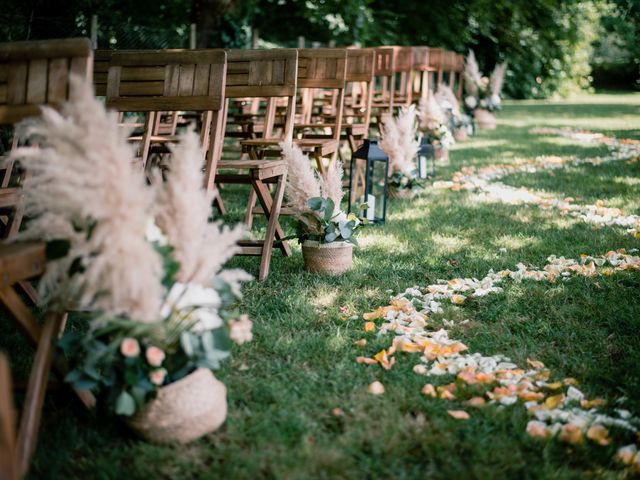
<box><xmin>0</xmin><ymin>189</ymin><xmax>20</xmax><ymax>209</ymax></box>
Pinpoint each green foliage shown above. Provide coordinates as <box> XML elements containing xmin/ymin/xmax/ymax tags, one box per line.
<box><xmin>294</xmin><ymin>197</ymin><xmax>362</xmax><ymax>245</ymax></box>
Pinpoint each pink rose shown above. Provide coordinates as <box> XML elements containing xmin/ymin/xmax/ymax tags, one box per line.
<box><xmin>120</xmin><ymin>338</ymin><xmax>140</xmax><ymax>358</ymax></box>
<box><xmin>145</xmin><ymin>346</ymin><xmax>165</xmax><ymax>367</ymax></box>
<box><xmin>229</xmin><ymin>314</ymin><xmax>253</xmax><ymax>345</ymax></box>
<box><xmin>149</xmin><ymin>368</ymin><xmax>167</xmax><ymax>386</ymax></box>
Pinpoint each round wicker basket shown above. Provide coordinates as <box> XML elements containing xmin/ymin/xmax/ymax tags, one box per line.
<box><xmin>388</xmin><ymin>186</ymin><xmax>416</xmax><ymax>200</ymax></box>
<box><xmin>475</xmin><ymin>109</ymin><xmax>497</xmax><ymax>130</ymax></box>
<box><xmin>302</xmin><ymin>241</ymin><xmax>353</xmax><ymax>275</ymax></box>
<box><xmin>124</xmin><ymin>368</ymin><xmax>227</xmax><ymax>444</ymax></box>
<box><xmin>435</xmin><ymin>146</ymin><xmax>450</xmax><ymax>165</ymax></box>
<box><xmin>453</xmin><ymin>127</ymin><xmax>468</xmax><ymax>142</ymax></box>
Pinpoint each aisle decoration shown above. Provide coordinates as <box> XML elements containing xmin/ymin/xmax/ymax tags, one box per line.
<box><xmin>435</xmin><ymin>129</ymin><xmax>640</xmax><ymax>237</ymax></box>
<box><xmin>280</xmin><ymin>141</ymin><xmax>361</xmax><ymax>274</ymax></box>
<box><xmin>418</xmin><ymin>94</ymin><xmax>455</xmax><ymax>165</ymax></box>
<box><xmin>463</xmin><ymin>51</ymin><xmax>507</xmax><ymax>129</ymax></box>
<box><xmin>355</xmin><ymin>249</ymin><xmax>640</xmax><ymax>470</ymax></box>
<box><xmin>434</xmin><ymin>85</ymin><xmax>473</xmax><ymax>141</ymax></box>
<box><xmin>9</xmin><ymin>81</ymin><xmax>252</xmax><ymax>443</ymax></box>
<box><xmin>379</xmin><ymin>105</ymin><xmax>423</xmax><ymax>198</ymax></box>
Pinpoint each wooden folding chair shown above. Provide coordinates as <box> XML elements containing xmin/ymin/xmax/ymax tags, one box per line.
<box><xmin>450</xmin><ymin>53</ymin><xmax>464</xmax><ymax>100</ymax></box>
<box><xmin>0</xmin><ymin>38</ymin><xmax>93</xmax><ymax>240</ymax></box>
<box><xmin>216</xmin><ymin>49</ymin><xmax>297</xmax><ymax>280</ymax></box>
<box><xmin>370</xmin><ymin>47</ymin><xmax>396</xmax><ymax>129</ymax></box>
<box><xmin>240</xmin><ymin>48</ymin><xmax>347</xmax><ymax>175</ymax></box>
<box><xmin>0</xmin><ymin>353</ymin><xmax>17</xmax><ymax>480</ymax></box>
<box><xmin>428</xmin><ymin>47</ymin><xmax>444</xmax><ymax>92</ymax></box>
<box><xmin>389</xmin><ymin>46</ymin><xmax>414</xmax><ymax>109</ymax></box>
<box><xmin>105</xmin><ymin>49</ymin><xmax>227</xmax><ymax>190</ymax></box>
<box><xmin>340</xmin><ymin>48</ymin><xmax>375</xmax><ymax>157</ymax></box>
<box><xmin>412</xmin><ymin>46</ymin><xmax>430</xmax><ymax>102</ymax></box>
<box><xmin>0</xmin><ymin>242</ymin><xmax>95</xmax><ymax>478</ymax></box>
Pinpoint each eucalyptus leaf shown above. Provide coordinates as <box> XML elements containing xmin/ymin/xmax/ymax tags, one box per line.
<box><xmin>115</xmin><ymin>390</ymin><xmax>136</xmax><ymax>416</ymax></box>
<box><xmin>308</xmin><ymin>197</ymin><xmax>323</xmax><ymax>211</ymax></box>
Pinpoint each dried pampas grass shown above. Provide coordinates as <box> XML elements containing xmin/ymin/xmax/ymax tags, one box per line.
<box><xmin>419</xmin><ymin>94</ymin><xmax>447</xmax><ymax>131</ymax></box>
<box><xmin>435</xmin><ymin>85</ymin><xmax>461</xmax><ymax>117</ymax></box>
<box><xmin>490</xmin><ymin>63</ymin><xmax>507</xmax><ymax>97</ymax></box>
<box><xmin>380</xmin><ymin>105</ymin><xmax>419</xmax><ymax>177</ymax></box>
<box><xmin>153</xmin><ymin>128</ymin><xmax>246</xmax><ymax>286</ymax></box>
<box><xmin>10</xmin><ymin>79</ymin><xmax>163</xmax><ymax>322</ymax></box>
<box><xmin>279</xmin><ymin>141</ymin><xmax>344</xmax><ymax>214</ymax></box>
<box><xmin>464</xmin><ymin>50</ymin><xmax>482</xmax><ymax>96</ymax></box>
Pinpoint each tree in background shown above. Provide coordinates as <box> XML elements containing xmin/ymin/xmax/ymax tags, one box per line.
<box><xmin>0</xmin><ymin>0</ymin><xmax>636</xmax><ymax>97</ymax></box>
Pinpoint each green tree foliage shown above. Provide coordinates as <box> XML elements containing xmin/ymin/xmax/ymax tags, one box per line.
<box><xmin>0</xmin><ymin>0</ymin><xmax>636</xmax><ymax>97</ymax></box>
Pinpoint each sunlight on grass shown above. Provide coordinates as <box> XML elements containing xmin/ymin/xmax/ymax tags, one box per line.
<box><xmin>431</xmin><ymin>233</ymin><xmax>470</xmax><ymax>253</ymax></box>
<box><xmin>452</xmin><ymin>139</ymin><xmax>508</xmax><ymax>151</ymax></box>
<box><xmin>358</xmin><ymin>231</ymin><xmax>410</xmax><ymax>252</ymax></box>
<box><xmin>311</xmin><ymin>288</ymin><xmax>339</xmax><ymax>309</ymax></box>
<box><xmin>491</xmin><ymin>234</ymin><xmax>539</xmax><ymax>250</ymax></box>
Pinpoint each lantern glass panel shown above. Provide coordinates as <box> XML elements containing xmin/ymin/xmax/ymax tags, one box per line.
<box><xmin>371</xmin><ymin>160</ymin><xmax>387</xmax><ymax>220</ymax></box>
<box><xmin>349</xmin><ymin>157</ymin><xmax>367</xmax><ymax>215</ymax></box>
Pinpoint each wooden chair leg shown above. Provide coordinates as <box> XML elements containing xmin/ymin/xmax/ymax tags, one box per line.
<box><xmin>0</xmin><ymin>354</ymin><xmax>17</xmax><ymax>480</ymax></box>
<box><xmin>252</xmin><ymin>173</ymin><xmax>287</xmax><ymax>281</ymax></box>
<box><xmin>244</xmin><ymin>189</ymin><xmax>257</xmax><ymax>228</ymax></box>
<box><xmin>16</xmin><ymin>311</ymin><xmax>66</xmax><ymax>477</ymax></box>
<box><xmin>0</xmin><ymin>287</ymin><xmax>95</xmax><ymax>410</ymax></box>
<box><xmin>313</xmin><ymin>149</ymin><xmax>326</xmax><ymax>175</ymax></box>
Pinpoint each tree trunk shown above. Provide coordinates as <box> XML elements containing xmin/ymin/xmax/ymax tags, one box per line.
<box><xmin>192</xmin><ymin>0</ymin><xmax>234</xmax><ymax>48</ymax></box>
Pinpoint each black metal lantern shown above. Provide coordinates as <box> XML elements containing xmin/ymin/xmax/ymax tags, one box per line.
<box><xmin>417</xmin><ymin>136</ymin><xmax>436</xmax><ymax>179</ymax></box>
<box><xmin>348</xmin><ymin>139</ymin><xmax>389</xmax><ymax>224</ymax></box>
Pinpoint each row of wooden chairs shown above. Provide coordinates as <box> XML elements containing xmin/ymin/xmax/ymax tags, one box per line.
<box><xmin>0</xmin><ymin>39</ymin><xmax>463</xmax><ymax>478</ymax></box>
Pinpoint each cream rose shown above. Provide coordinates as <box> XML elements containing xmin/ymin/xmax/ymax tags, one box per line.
<box><xmin>150</xmin><ymin>368</ymin><xmax>167</xmax><ymax>386</ymax></box>
<box><xmin>145</xmin><ymin>346</ymin><xmax>165</xmax><ymax>367</ymax></box>
<box><xmin>120</xmin><ymin>338</ymin><xmax>140</xmax><ymax>358</ymax></box>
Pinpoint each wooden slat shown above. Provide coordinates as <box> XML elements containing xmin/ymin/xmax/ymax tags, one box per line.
<box><xmin>69</xmin><ymin>55</ymin><xmax>91</xmax><ymax>81</ymax></box>
<box><xmin>0</xmin><ymin>353</ymin><xmax>16</xmax><ymax>480</ymax></box>
<box><xmin>119</xmin><ymin>81</ymin><xmax>165</xmax><ymax>96</ymax></box>
<box><xmin>226</xmin><ymin>61</ymin><xmax>250</xmax><ymax>74</ymax></box>
<box><xmin>193</xmin><ymin>64</ymin><xmax>211</xmax><ymax>95</ymax></box>
<box><xmin>6</xmin><ymin>63</ymin><xmax>27</xmax><ymax>105</ymax></box>
<box><xmin>226</xmin><ymin>73</ymin><xmax>250</xmax><ymax>86</ymax></box>
<box><xmin>0</xmin><ymin>38</ymin><xmax>91</xmax><ymax>61</ymax></box>
<box><xmin>0</xmin><ymin>242</ymin><xmax>46</xmax><ymax>286</ymax></box>
<box><xmin>120</xmin><ymin>67</ymin><xmax>165</xmax><ymax>82</ymax></box>
<box><xmin>249</xmin><ymin>60</ymin><xmax>273</xmax><ymax>86</ymax></box>
<box><xmin>47</xmin><ymin>58</ymin><xmax>69</xmax><ymax>103</ymax></box>
<box><xmin>225</xmin><ymin>84</ymin><xmax>296</xmax><ymax>98</ymax></box>
<box><xmin>178</xmin><ymin>64</ymin><xmax>195</xmax><ymax>96</ymax></box>
<box><xmin>164</xmin><ymin>64</ymin><xmax>180</xmax><ymax>96</ymax></box>
<box><xmin>107</xmin><ymin>95</ymin><xmax>223</xmax><ymax>112</ymax></box>
<box><xmin>25</xmin><ymin>59</ymin><xmax>48</xmax><ymax>104</ymax></box>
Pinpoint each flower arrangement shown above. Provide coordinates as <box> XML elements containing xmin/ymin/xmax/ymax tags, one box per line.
<box><xmin>10</xmin><ymin>80</ymin><xmax>251</xmax><ymax>417</ymax></box>
<box><xmin>380</xmin><ymin>105</ymin><xmax>423</xmax><ymax>194</ymax></box>
<box><xmin>463</xmin><ymin>50</ymin><xmax>507</xmax><ymax>114</ymax></box>
<box><xmin>280</xmin><ymin>141</ymin><xmax>361</xmax><ymax>245</ymax></box>
<box><xmin>434</xmin><ymin>85</ymin><xmax>473</xmax><ymax>138</ymax></box>
<box><xmin>419</xmin><ymin>94</ymin><xmax>455</xmax><ymax>150</ymax></box>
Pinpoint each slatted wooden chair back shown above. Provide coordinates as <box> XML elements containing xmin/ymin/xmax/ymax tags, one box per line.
<box><xmin>372</xmin><ymin>47</ymin><xmax>396</xmax><ymax>115</ymax></box>
<box><xmin>106</xmin><ymin>49</ymin><xmax>227</xmax><ymax>188</ymax></box>
<box><xmin>0</xmin><ymin>38</ymin><xmax>93</xmax><ymax>125</ymax></box>
<box><xmin>0</xmin><ymin>38</ymin><xmax>93</xmax><ymax>239</ymax></box>
<box><xmin>296</xmin><ymin>48</ymin><xmax>347</xmax><ymax>141</ymax></box>
<box><xmin>224</xmin><ymin>48</ymin><xmax>298</xmax><ymax>144</ymax></box>
<box><xmin>93</xmin><ymin>49</ymin><xmax>113</xmax><ymax>97</ymax></box>
<box><xmin>391</xmin><ymin>46</ymin><xmax>413</xmax><ymax>107</ymax></box>
<box><xmin>412</xmin><ymin>46</ymin><xmax>430</xmax><ymax>100</ymax></box>
<box><xmin>344</xmin><ymin>48</ymin><xmax>375</xmax><ymax>133</ymax></box>
<box><xmin>428</xmin><ymin>47</ymin><xmax>444</xmax><ymax>89</ymax></box>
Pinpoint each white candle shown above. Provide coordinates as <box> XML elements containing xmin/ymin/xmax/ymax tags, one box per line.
<box><xmin>367</xmin><ymin>194</ymin><xmax>375</xmax><ymax>221</ymax></box>
<box><xmin>419</xmin><ymin>156</ymin><xmax>427</xmax><ymax>179</ymax></box>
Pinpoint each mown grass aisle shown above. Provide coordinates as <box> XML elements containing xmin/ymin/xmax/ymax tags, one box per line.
<box><xmin>26</xmin><ymin>93</ymin><xmax>640</xmax><ymax>478</ymax></box>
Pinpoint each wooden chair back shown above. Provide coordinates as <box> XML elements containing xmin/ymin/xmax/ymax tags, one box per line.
<box><xmin>344</xmin><ymin>48</ymin><xmax>375</xmax><ymax>133</ymax></box>
<box><xmin>0</xmin><ymin>38</ymin><xmax>93</xmax><ymax>125</ymax></box>
<box><xmin>0</xmin><ymin>38</ymin><xmax>93</xmax><ymax>239</ymax></box>
<box><xmin>296</xmin><ymin>48</ymin><xmax>347</xmax><ymax>141</ymax></box>
<box><xmin>428</xmin><ymin>47</ymin><xmax>444</xmax><ymax>90</ymax></box>
<box><xmin>412</xmin><ymin>46</ymin><xmax>430</xmax><ymax>100</ymax></box>
<box><xmin>106</xmin><ymin>49</ymin><xmax>227</xmax><ymax>188</ymax></box>
<box><xmin>224</xmin><ymin>48</ymin><xmax>298</xmax><ymax>143</ymax></box>
<box><xmin>0</xmin><ymin>353</ymin><xmax>17</xmax><ymax>480</ymax></box>
<box><xmin>372</xmin><ymin>47</ymin><xmax>396</xmax><ymax>116</ymax></box>
<box><xmin>392</xmin><ymin>46</ymin><xmax>414</xmax><ymax>107</ymax></box>
<box><xmin>93</xmin><ymin>49</ymin><xmax>113</xmax><ymax>97</ymax></box>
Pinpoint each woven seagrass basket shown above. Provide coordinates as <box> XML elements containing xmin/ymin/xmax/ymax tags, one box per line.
<box><xmin>475</xmin><ymin>108</ymin><xmax>497</xmax><ymax>130</ymax></box>
<box><xmin>125</xmin><ymin>368</ymin><xmax>227</xmax><ymax>443</ymax></box>
<box><xmin>388</xmin><ymin>186</ymin><xmax>416</xmax><ymax>199</ymax></box>
<box><xmin>302</xmin><ymin>241</ymin><xmax>353</xmax><ymax>275</ymax></box>
<box><xmin>453</xmin><ymin>127</ymin><xmax>469</xmax><ymax>142</ymax></box>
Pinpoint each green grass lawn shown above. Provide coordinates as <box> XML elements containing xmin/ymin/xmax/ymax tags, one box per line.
<box><xmin>3</xmin><ymin>92</ymin><xmax>640</xmax><ymax>479</ymax></box>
